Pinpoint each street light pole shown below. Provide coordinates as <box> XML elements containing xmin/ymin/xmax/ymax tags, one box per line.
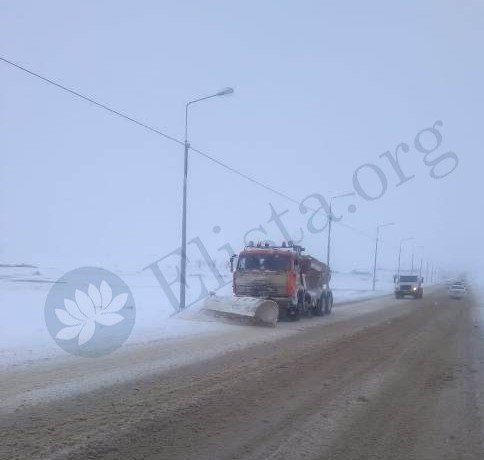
<box><xmin>179</xmin><ymin>87</ymin><xmax>234</xmax><ymax>310</ymax></box>
<box><xmin>372</xmin><ymin>222</ymin><xmax>395</xmax><ymax>291</ymax></box>
<box><xmin>326</xmin><ymin>201</ymin><xmax>333</xmax><ymax>269</ymax></box>
<box><xmin>372</xmin><ymin>230</ymin><xmax>379</xmax><ymax>289</ymax></box>
<box><xmin>397</xmin><ymin>237</ymin><xmax>414</xmax><ymax>279</ymax></box>
<box><xmin>414</xmin><ymin>245</ymin><xmax>424</xmax><ymax>278</ymax></box>
<box><xmin>326</xmin><ymin>192</ymin><xmax>354</xmax><ymax>270</ymax></box>
<box><xmin>180</xmin><ymin>136</ymin><xmax>189</xmax><ymax>311</ymax></box>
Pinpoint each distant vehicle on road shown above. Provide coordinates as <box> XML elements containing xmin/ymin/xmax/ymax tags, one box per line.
<box><xmin>394</xmin><ymin>274</ymin><xmax>424</xmax><ymax>299</ymax></box>
<box><xmin>448</xmin><ymin>284</ymin><xmax>467</xmax><ymax>299</ymax></box>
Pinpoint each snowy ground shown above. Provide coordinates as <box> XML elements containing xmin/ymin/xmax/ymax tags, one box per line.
<box><xmin>0</xmin><ymin>263</ymin><xmax>395</xmax><ymax>366</ymax></box>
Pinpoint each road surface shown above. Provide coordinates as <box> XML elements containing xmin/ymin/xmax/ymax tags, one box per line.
<box><xmin>1</xmin><ymin>287</ymin><xmax>483</xmax><ymax>459</ymax></box>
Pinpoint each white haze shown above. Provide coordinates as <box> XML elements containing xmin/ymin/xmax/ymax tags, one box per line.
<box><xmin>1</xmin><ymin>0</ymin><xmax>483</xmax><ymax>283</ymax></box>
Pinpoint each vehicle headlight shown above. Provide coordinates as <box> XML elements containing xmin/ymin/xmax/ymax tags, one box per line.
<box><xmin>412</xmin><ymin>286</ymin><xmax>417</xmax><ymax>291</ymax></box>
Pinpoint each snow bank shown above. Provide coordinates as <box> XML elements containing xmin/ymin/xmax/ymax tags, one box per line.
<box><xmin>0</xmin><ymin>264</ymin><xmax>394</xmax><ymax>366</ymax></box>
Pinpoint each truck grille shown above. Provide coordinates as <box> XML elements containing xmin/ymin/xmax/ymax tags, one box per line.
<box><xmin>235</xmin><ymin>273</ymin><xmax>287</xmax><ymax>298</ymax></box>
<box><xmin>237</xmin><ymin>283</ymin><xmax>285</xmax><ymax>297</ymax></box>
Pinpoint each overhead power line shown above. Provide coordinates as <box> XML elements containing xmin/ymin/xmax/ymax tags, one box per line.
<box><xmin>188</xmin><ymin>144</ymin><xmax>300</xmax><ymax>205</ymax></box>
<box><xmin>0</xmin><ymin>56</ymin><xmax>183</xmax><ymax>146</ymax></box>
<box><xmin>338</xmin><ymin>221</ymin><xmax>374</xmax><ymax>239</ymax></box>
<box><xmin>0</xmin><ymin>55</ymin><xmax>373</xmax><ymax>240</ymax></box>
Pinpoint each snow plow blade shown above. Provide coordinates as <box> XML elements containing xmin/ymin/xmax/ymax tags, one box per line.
<box><xmin>202</xmin><ymin>295</ymin><xmax>279</xmax><ymax>327</ymax></box>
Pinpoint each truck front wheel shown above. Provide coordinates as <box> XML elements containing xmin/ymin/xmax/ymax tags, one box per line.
<box><xmin>288</xmin><ymin>301</ymin><xmax>301</xmax><ymax>321</ymax></box>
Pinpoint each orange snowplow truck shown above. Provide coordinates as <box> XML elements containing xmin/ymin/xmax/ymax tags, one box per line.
<box><xmin>230</xmin><ymin>242</ymin><xmax>333</xmax><ymax>320</ymax></box>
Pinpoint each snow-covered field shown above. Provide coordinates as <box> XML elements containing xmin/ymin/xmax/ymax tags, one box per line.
<box><xmin>0</xmin><ymin>263</ymin><xmax>395</xmax><ymax>366</ymax></box>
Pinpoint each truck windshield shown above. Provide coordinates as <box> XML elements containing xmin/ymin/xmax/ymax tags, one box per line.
<box><xmin>399</xmin><ymin>276</ymin><xmax>418</xmax><ymax>282</ymax></box>
<box><xmin>238</xmin><ymin>254</ymin><xmax>291</xmax><ymax>271</ymax></box>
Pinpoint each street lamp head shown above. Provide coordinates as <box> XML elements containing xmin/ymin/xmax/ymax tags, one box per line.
<box><xmin>216</xmin><ymin>87</ymin><xmax>234</xmax><ymax>96</ymax></box>
<box><xmin>379</xmin><ymin>222</ymin><xmax>395</xmax><ymax>228</ymax></box>
<box><xmin>329</xmin><ymin>191</ymin><xmax>356</xmax><ymax>206</ymax></box>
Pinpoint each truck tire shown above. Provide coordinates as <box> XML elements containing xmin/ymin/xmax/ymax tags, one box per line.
<box><xmin>324</xmin><ymin>294</ymin><xmax>333</xmax><ymax>315</ymax></box>
<box><xmin>313</xmin><ymin>296</ymin><xmax>325</xmax><ymax>316</ymax></box>
<box><xmin>304</xmin><ymin>293</ymin><xmax>313</xmax><ymax>317</ymax></box>
<box><xmin>288</xmin><ymin>300</ymin><xmax>302</xmax><ymax>321</ymax></box>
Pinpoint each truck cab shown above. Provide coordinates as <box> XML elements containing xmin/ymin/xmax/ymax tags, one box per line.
<box><xmin>394</xmin><ymin>274</ymin><xmax>424</xmax><ymax>299</ymax></box>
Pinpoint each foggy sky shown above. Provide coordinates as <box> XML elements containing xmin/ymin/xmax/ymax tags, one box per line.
<box><xmin>1</xmin><ymin>1</ymin><xmax>482</xmax><ymax>277</ymax></box>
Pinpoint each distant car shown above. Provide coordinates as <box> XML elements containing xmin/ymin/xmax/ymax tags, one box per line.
<box><xmin>448</xmin><ymin>284</ymin><xmax>467</xmax><ymax>299</ymax></box>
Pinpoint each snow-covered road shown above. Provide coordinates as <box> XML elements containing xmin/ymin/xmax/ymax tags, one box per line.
<box><xmin>0</xmin><ymin>288</ymin><xmax>423</xmax><ymax>417</ymax></box>
<box><xmin>2</xmin><ymin>286</ymin><xmax>480</xmax><ymax>460</ymax></box>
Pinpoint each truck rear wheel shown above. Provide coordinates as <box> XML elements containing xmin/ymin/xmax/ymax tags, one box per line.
<box><xmin>324</xmin><ymin>294</ymin><xmax>333</xmax><ymax>315</ymax></box>
<box><xmin>304</xmin><ymin>294</ymin><xmax>313</xmax><ymax>317</ymax></box>
<box><xmin>313</xmin><ymin>296</ymin><xmax>325</xmax><ymax>316</ymax></box>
